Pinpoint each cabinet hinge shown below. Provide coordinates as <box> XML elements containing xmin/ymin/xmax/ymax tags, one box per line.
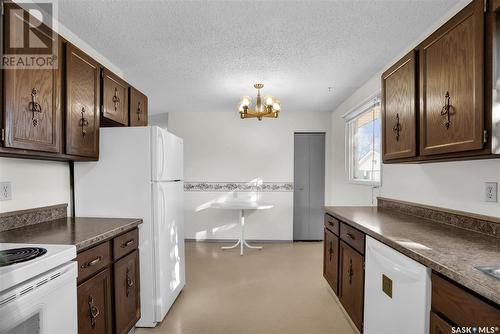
<box><xmin>484</xmin><ymin>0</ymin><xmax>488</xmax><ymax>12</ymax></box>
<box><xmin>483</xmin><ymin>129</ymin><xmax>488</xmax><ymax>144</ymax></box>
<box><xmin>1</xmin><ymin>128</ymin><xmax>5</xmax><ymax>142</ymax></box>
<box><xmin>1</xmin><ymin>2</ymin><xmax>4</xmax><ymax>16</ymax></box>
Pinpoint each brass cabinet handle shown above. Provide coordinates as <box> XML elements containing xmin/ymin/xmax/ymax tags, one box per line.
<box><xmin>328</xmin><ymin>221</ymin><xmax>334</xmax><ymax>227</ymax></box>
<box><xmin>29</xmin><ymin>88</ymin><xmax>42</xmax><ymax>127</ymax></box>
<box><xmin>126</xmin><ymin>268</ymin><xmax>134</xmax><ymax>297</ymax></box>
<box><xmin>348</xmin><ymin>258</ymin><xmax>354</xmax><ymax>285</ymax></box>
<box><xmin>328</xmin><ymin>241</ymin><xmax>333</xmax><ymax>261</ymax></box>
<box><xmin>121</xmin><ymin>239</ymin><xmax>135</xmax><ymax>248</ymax></box>
<box><xmin>112</xmin><ymin>87</ymin><xmax>120</xmax><ymax>111</ymax></box>
<box><xmin>79</xmin><ymin>106</ymin><xmax>89</xmax><ymax>137</ymax></box>
<box><xmin>440</xmin><ymin>91</ymin><xmax>452</xmax><ymax>129</ymax></box>
<box><xmin>137</xmin><ymin>101</ymin><xmax>142</xmax><ymax>121</ymax></box>
<box><xmin>392</xmin><ymin>113</ymin><xmax>401</xmax><ymax>141</ymax></box>
<box><xmin>81</xmin><ymin>256</ymin><xmax>102</xmax><ymax>269</ymax></box>
<box><xmin>346</xmin><ymin>232</ymin><xmax>355</xmax><ymax>240</ymax></box>
<box><xmin>88</xmin><ymin>295</ymin><xmax>100</xmax><ymax>328</ymax></box>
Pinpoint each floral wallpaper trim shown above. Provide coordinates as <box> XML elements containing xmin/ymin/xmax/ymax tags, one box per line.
<box><xmin>184</xmin><ymin>182</ymin><xmax>294</xmax><ymax>192</ymax></box>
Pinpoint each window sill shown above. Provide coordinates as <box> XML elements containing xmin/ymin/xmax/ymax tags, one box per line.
<box><xmin>348</xmin><ymin>179</ymin><xmax>381</xmax><ymax>187</ymax></box>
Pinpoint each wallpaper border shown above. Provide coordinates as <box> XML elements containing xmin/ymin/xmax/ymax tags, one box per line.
<box><xmin>184</xmin><ymin>182</ymin><xmax>294</xmax><ymax>192</ymax></box>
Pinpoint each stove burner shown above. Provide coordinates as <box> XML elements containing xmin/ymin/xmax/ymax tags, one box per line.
<box><xmin>0</xmin><ymin>247</ymin><xmax>47</xmax><ymax>267</ymax></box>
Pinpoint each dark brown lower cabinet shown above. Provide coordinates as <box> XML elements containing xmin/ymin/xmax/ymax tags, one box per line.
<box><xmin>77</xmin><ymin>228</ymin><xmax>140</xmax><ymax>333</ymax></box>
<box><xmin>339</xmin><ymin>240</ymin><xmax>364</xmax><ymax>332</ymax></box>
<box><xmin>114</xmin><ymin>250</ymin><xmax>141</xmax><ymax>334</ymax></box>
<box><xmin>430</xmin><ymin>312</ymin><xmax>453</xmax><ymax>334</ymax></box>
<box><xmin>77</xmin><ymin>268</ymin><xmax>113</xmax><ymax>334</ymax></box>
<box><xmin>323</xmin><ymin>228</ymin><xmax>339</xmax><ymax>294</ymax></box>
<box><xmin>431</xmin><ymin>273</ymin><xmax>500</xmax><ymax>329</ymax></box>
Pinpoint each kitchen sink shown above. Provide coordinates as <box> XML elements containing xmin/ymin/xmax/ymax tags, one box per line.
<box><xmin>474</xmin><ymin>266</ymin><xmax>500</xmax><ymax>280</ymax></box>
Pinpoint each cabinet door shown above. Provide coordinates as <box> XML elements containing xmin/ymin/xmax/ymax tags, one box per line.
<box><xmin>3</xmin><ymin>7</ymin><xmax>62</xmax><ymax>153</ymax></box>
<box><xmin>77</xmin><ymin>268</ymin><xmax>113</xmax><ymax>334</ymax></box>
<box><xmin>114</xmin><ymin>249</ymin><xmax>140</xmax><ymax>334</ymax></box>
<box><xmin>339</xmin><ymin>241</ymin><xmax>364</xmax><ymax>332</ymax></box>
<box><xmin>323</xmin><ymin>228</ymin><xmax>339</xmax><ymax>295</ymax></box>
<box><xmin>419</xmin><ymin>0</ymin><xmax>484</xmax><ymax>156</ymax></box>
<box><xmin>102</xmin><ymin>69</ymin><xmax>128</xmax><ymax>126</ymax></box>
<box><xmin>430</xmin><ymin>312</ymin><xmax>454</xmax><ymax>334</ymax></box>
<box><xmin>382</xmin><ymin>50</ymin><xmax>417</xmax><ymax>160</ymax></box>
<box><xmin>66</xmin><ymin>43</ymin><xmax>100</xmax><ymax>158</ymax></box>
<box><xmin>129</xmin><ymin>87</ymin><xmax>148</xmax><ymax>126</ymax></box>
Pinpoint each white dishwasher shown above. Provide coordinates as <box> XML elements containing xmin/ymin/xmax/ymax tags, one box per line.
<box><xmin>364</xmin><ymin>236</ymin><xmax>431</xmax><ymax>334</ymax></box>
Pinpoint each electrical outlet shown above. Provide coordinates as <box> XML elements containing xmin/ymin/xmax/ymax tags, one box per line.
<box><xmin>485</xmin><ymin>182</ymin><xmax>497</xmax><ymax>203</ymax></box>
<box><xmin>0</xmin><ymin>182</ymin><xmax>12</xmax><ymax>201</ymax></box>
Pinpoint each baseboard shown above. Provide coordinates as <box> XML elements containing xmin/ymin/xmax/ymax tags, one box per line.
<box><xmin>326</xmin><ymin>287</ymin><xmax>361</xmax><ymax>334</ymax></box>
<box><xmin>185</xmin><ymin>238</ymin><xmax>293</xmax><ymax>243</ymax></box>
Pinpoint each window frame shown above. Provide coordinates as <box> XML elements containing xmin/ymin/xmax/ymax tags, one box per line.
<box><xmin>344</xmin><ymin>93</ymin><xmax>382</xmax><ymax>187</ymax></box>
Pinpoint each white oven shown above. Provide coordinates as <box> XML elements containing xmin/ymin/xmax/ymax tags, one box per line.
<box><xmin>0</xmin><ymin>244</ymin><xmax>77</xmax><ymax>334</ymax></box>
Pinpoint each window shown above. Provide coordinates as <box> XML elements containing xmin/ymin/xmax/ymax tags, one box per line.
<box><xmin>345</xmin><ymin>95</ymin><xmax>381</xmax><ymax>185</ymax></box>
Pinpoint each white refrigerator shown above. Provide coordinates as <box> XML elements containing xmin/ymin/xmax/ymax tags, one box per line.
<box><xmin>74</xmin><ymin>126</ymin><xmax>185</xmax><ymax>328</ymax></box>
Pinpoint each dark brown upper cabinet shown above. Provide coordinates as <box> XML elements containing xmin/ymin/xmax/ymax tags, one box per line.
<box><xmin>382</xmin><ymin>51</ymin><xmax>417</xmax><ymax>161</ymax></box>
<box><xmin>65</xmin><ymin>43</ymin><xmax>100</xmax><ymax>159</ymax></box>
<box><xmin>129</xmin><ymin>87</ymin><xmax>148</xmax><ymax>127</ymax></box>
<box><xmin>2</xmin><ymin>3</ymin><xmax>62</xmax><ymax>153</ymax></box>
<box><xmin>419</xmin><ymin>0</ymin><xmax>485</xmax><ymax>156</ymax></box>
<box><xmin>101</xmin><ymin>69</ymin><xmax>129</xmax><ymax>126</ymax></box>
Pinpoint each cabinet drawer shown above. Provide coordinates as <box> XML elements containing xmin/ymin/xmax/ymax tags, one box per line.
<box><xmin>324</xmin><ymin>214</ymin><xmax>340</xmax><ymax>235</ymax></box>
<box><xmin>114</xmin><ymin>250</ymin><xmax>141</xmax><ymax>334</ymax></box>
<box><xmin>77</xmin><ymin>241</ymin><xmax>112</xmax><ymax>283</ymax></box>
<box><xmin>77</xmin><ymin>267</ymin><xmax>113</xmax><ymax>334</ymax></box>
<box><xmin>431</xmin><ymin>273</ymin><xmax>500</xmax><ymax>327</ymax></box>
<box><xmin>340</xmin><ymin>223</ymin><xmax>365</xmax><ymax>255</ymax></box>
<box><xmin>113</xmin><ymin>228</ymin><xmax>139</xmax><ymax>261</ymax></box>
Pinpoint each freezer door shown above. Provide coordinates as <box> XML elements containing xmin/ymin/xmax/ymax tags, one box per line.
<box><xmin>151</xmin><ymin>127</ymin><xmax>183</xmax><ymax>181</ymax></box>
<box><xmin>152</xmin><ymin>181</ymin><xmax>185</xmax><ymax>322</ymax></box>
<box><xmin>363</xmin><ymin>236</ymin><xmax>431</xmax><ymax>333</ymax></box>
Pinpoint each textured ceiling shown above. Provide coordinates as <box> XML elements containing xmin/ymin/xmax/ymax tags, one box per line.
<box><xmin>57</xmin><ymin>0</ymin><xmax>459</xmax><ymax>115</ymax></box>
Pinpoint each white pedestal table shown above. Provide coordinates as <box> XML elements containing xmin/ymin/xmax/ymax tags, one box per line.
<box><xmin>209</xmin><ymin>201</ymin><xmax>274</xmax><ymax>255</ymax></box>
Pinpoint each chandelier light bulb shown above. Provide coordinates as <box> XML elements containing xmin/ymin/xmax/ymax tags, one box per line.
<box><xmin>240</xmin><ymin>96</ymin><xmax>251</xmax><ymax>107</ymax></box>
<box><xmin>264</xmin><ymin>96</ymin><xmax>274</xmax><ymax>107</ymax></box>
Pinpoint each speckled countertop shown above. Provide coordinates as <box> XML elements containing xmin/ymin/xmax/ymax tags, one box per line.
<box><xmin>324</xmin><ymin>206</ymin><xmax>500</xmax><ymax>306</ymax></box>
<box><xmin>0</xmin><ymin>217</ymin><xmax>142</xmax><ymax>252</ymax></box>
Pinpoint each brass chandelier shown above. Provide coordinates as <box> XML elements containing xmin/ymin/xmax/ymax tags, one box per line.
<box><xmin>238</xmin><ymin>84</ymin><xmax>281</xmax><ymax>120</ymax></box>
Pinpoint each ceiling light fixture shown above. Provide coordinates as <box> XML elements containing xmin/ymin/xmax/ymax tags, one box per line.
<box><xmin>238</xmin><ymin>84</ymin><xmax>281</xmax><ymax>120</ymax></box>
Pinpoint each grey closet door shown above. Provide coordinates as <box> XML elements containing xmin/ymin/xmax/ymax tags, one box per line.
<box><xmin>293</xmin><ymin>133</ymin><xmax>325</xmax><ymax>241</ymax></box>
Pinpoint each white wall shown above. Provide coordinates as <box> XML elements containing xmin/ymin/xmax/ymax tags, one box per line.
<box><xmin>0</xmin><ymin>158</ymin><xmax>71</xmax><ymax>213</ymax></box>
<box><xmin>326</xmin><ymin>0</ymin><xmax>500</xmax><ymax>217</ymax></box>
<box><xmin>168</xmin><ymin>111</ymin><xmax>331</xmax><ymax>240</ymax></box>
